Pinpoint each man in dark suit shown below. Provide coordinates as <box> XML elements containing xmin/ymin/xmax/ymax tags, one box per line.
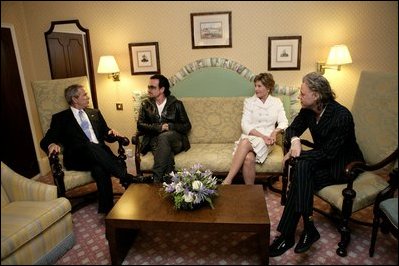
<box><xmin>40</xmin><ymin>84</ymin><xmax>132</xmax><ymax>214</ymax></box>
<box><xmin>269</xmin><ymin>72</ymin><xmax>364</xmax><ymax>257</ymax></box>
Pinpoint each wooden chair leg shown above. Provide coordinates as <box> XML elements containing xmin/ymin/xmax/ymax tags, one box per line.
<box><xmin>266</xmin><ymin>175</ymin><xmax>282</xmax><ymax>194</ymax></box>
<box><xmin>280</xmin><ymin>160</ymin><xmax>292</xmax><ymax>206</ymax></box>
<box><xmin>336</xmin><ymin>186</ymin><xmax>356</xmax><ymax>257</ymax></box>
<box><xmin>369</xmin><ymin>215</ymin><xmax>380</xmax><ymax>257</ymax></box>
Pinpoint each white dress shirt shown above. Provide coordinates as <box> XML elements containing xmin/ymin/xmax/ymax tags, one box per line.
<box><xmin>71</xmin><ymin>107</ymin><xmax>99</xmax><ymax>143</ymax></box>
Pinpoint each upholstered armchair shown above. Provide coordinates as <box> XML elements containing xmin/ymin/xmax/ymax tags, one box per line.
<box><xmin>281</xmin><ymin>71</ymin><xmax>398</xmax><ymax>257</ymax></box>
<box><xmin>369</xmin><ymin>168</ymin><xmax>398</xmax><ymax>257</ymax></box>
<box><xmin>31</xmin><ymin>76</ymin><xmax>129</xmax><ymax>207</ymax></box>
<box><xmin>1</xmin><ymin>161</ymin><xmax>74</xmax><ymax>264</ymax></box>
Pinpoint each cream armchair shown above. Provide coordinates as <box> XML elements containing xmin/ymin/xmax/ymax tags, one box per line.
<box><xmin>281</xmin><ymin>71</ymin><xmax>398</xmax><ymax>257</ymax></box>
<box><xmin>31</xmin><ymin>76</ymin><xmax>129</xmax><ymax>208</ymax></box>
<box><xmin>1</xmin><ymin>162</ymin><xmax>74</xmax><ymax>265</ymax></box>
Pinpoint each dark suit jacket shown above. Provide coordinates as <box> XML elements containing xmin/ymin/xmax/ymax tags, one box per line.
<box><xmin>285</xmin><ymin>100</ymin><xmax>364</xmax><ymax>186</ymax></box>
<box><xmin>40</xmin><ymin>108</ymin><xmax>112</xmax><ymax>169</ymax></box>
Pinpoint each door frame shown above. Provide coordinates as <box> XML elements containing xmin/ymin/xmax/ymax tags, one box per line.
<box><xmin>2</xmin><ymin>23</ymin><xmax>42</xmax><ymax>178</ymax></box>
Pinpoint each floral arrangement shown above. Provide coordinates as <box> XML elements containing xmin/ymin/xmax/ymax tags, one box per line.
<box><xmin>162</xmin><ymin>163</ymin><xmax>219</xmax><ymax>210</ymax></box>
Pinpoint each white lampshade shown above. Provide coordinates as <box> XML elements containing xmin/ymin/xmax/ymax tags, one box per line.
<box><xmin>326</xmin><ymin>45</ymin><xmax>352</xmax><ymax>65</ymax></box>
<box><xmin>97</xmin><ymin>55</ymin><xmax>120</xmax><ymax>73</ymax></box>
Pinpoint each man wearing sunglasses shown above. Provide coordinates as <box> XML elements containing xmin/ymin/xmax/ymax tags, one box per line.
<box><xmin>136</xmin><ymin>74</ymin><xmax>192</xmax><ymax>183</ymax></box>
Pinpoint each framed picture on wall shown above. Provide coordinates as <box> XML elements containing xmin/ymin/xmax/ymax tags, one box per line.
<box><xmin>268</xmin><ymin>36</ymin><xmax>302</xmax><ymax>70</ymax></box>
<box><xmin>191</xmin><ymin>11</ymin><xmax>232</xmax><ymax>49</ymax></box>
<box><xmin>129</xmin><ymin>42</ymin><xmax>160</xmax><ymax>75</ymax></box>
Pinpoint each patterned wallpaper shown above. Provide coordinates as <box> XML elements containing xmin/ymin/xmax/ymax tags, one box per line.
<box><xmin>1</xmin><ymin>1</ymin><xmax>398</xmax><ymax>168</ymax></box>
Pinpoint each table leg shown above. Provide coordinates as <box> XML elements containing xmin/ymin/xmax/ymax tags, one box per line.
<box><xmin>258</xmin><ymin>227</ymin><xmax>270</xmax><ymax>265</ymax></box>
<box><xmin>106</xmin><ymin>224</ymin><xmax>137</xmax><ymax>265</ymax></box>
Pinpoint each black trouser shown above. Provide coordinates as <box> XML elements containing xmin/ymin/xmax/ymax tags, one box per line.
<box><xmin>150</xmin><ymin>131</ymin><xmax>184</xmax><ymax>182</ymax></box>
<box><xmin>65</xmin><ymin>142</ymin><xmax>127</xmax><ymax>212</ymax></box>
<box><xmin>277</xmin><ymin>159</ymin><xmax>333</xmax><ymax>237</ymax></box>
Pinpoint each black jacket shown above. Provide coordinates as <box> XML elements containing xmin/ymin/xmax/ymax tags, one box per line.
<box><xmin>40</xmin><ymin>108</ymin><xmax>114</xmax><ymax>169</ymax></box>
<box><xmin>285</xmin><ymin>100</ymin><xmax>364</xmax><ymax>186</ymax></box>
<box><xmin>137</xmin><ymin>95</ymin><xmax>191</xmax><ymax>155</ymax></box>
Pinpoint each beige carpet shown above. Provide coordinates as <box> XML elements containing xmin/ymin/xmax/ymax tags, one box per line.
<box><xmin>36</xmin><ymin>173</ymin><xmax>398</xmax><ymax>265</ymax></box>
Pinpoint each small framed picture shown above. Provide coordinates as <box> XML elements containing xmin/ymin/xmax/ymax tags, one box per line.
<box><xmin>129</xmin><ymin>42</ymin><xmax>160</xmax><ymax>75</ymax></box>
<box><xmin>268</xmin><ymin>36</ymin><xmax>302</xmax><ymax>71</ymax></box>
<box><xmin>191</xmin><ymin>11</ymin><xmax>232</xmax><ymax>49</ymax></box>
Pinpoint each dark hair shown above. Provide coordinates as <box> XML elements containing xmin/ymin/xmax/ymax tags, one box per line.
<box><xmin>150</xmin><ymin>74</ymin><xmax>170</xmax><ymax>97</ymax></box>
<box><xmin>65</xmin><ymin>84</ymin><xmax>84</xmax><ymax>105</ymax></box>
<box><xmin>302</xmin><ymin>72</ymin><xmax>336</xmax><ymax>108</ymax></box>
<box><xmin>254</xmin><ymin>73</ymin><xmax>275</xmax><ymax>94</ymax></box>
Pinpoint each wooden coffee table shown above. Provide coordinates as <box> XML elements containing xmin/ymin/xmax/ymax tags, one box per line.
<box><xmin>105</xmin><ymin>184</ymin><xmax>270</xmax><ymax>265</ymax></box>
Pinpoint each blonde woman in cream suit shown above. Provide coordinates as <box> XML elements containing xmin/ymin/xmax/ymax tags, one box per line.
<box><xmin>222</xmin><ymin>73</ymin><xmax>288</xmax><ymax>185</ymax></box>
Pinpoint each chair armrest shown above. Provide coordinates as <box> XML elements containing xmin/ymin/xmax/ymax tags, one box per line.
<box><xmin>105</xmin><ymin>134</ymin><xmax>130</xmax><ymax>146</ymax></box>
<box><xmin>301</xmin><ymin>139</ymin><xmax>315</xmax><ymax>148</ymax></box>
<box><xmin>131</xmin><ymin>131</ymin><xmax>144</xmax><ymax>145</ymax></box>
<box><xmin>345</xmin><ymin>148</ymin><xmax>398</xmax><ymax>181</ymax></box>
<box><xmin>1</xmin><ymin>162</ymin><xmax>57</xmax><ymax>201</ymax></box>
<box><xmin>372</xmin><ymin>167</ymin><xmax>398</xmax><ymax>215</ymax></box>
<box><xmin>281</xmin><ymin>142</ymin><xmax>398</xmax><ymax>207</ymax></box>
<box><xmin>49</xmin><ymin>151</ymin><xmax>66</xmax><ymax>197</ymax></box>
<box><xmin>281</xmin><ymin>138</ymin><xmax>316</xmax><ymax>204</ymax></box>
<box><xmin>283</xmin><ymin>138</ymin><xmax>315</xmax><ymax>153</ymax></box>
<box><xmin>49</xmin><ymin>136</ymin><xmax>130</xmax><ymax>197</ymax></box>
<box><xmin>281</xmin><ymin>146</ymin><xmax>397</xmax><ymax>205</ymax></box>
<box><xmin>105</xmin><ymin>134</ymin><xmax>130</xmax><ymax>163</ymax></box>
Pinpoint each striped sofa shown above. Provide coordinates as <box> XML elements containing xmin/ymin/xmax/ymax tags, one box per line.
<box><xmin>1</xmin><ymin>162</ymin><xmax>75</xmax><ymax>265</ymax></box>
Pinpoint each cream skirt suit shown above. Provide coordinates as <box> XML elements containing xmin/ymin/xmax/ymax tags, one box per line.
<box><xmin>234</xmin><ymin>95</ymin><xmax>289</xmax><ymax>163</ymax></box>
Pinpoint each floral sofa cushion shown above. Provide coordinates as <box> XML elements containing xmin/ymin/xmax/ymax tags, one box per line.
<box><xmin>135</xmin><ymin>58</ymin><xmax>300</xmax><ymax>177</ymax></box>
<box><xmin>137</xmin><ymin>94</ymin><xmax>296</xmax><ymax>176</ymax></box>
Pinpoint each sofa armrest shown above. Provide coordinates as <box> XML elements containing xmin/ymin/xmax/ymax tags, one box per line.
<box><xmin>275</xmin><ymin>129</ymin><xmax>285</xmax><ymax>147</ymax></box>
<box><xmin>1</xmin><ymin>162</ymin><xmax>57</xmax><ymax>202</ymax></box>
<box><xmin>132</xmin><ymin>131</ymin><xmax>145</xmax><ymax>175</ymax></box>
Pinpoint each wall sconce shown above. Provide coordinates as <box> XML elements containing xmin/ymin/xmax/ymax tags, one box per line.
<box><xmin>317</xmin><ymin>45</ymin><xmax>352</xmax><ymax>75</ymax></box>
<box><xmin>97</xmin><ymin>55</ymin><xmax>120</xmax><ymax>81</ymax></box>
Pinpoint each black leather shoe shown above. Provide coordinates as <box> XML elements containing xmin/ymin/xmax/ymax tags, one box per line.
<box><xmin>269</xmin><ymin>235</ymin><xmax>295</xmax><ymax>257</ymax></box>
<box><xmin>122</xmin><ymin>174</ymin><xmax>154</xmax><ymax>185</ymax></box>
<box><xmin>294</xmin><ymin>228</ymin><xmax>320</xmax><ymax>253</ymax></box>
<box><xmin>161</xmin><ymin>175</ymin><xmax>172</xmax><ymax>183</ymax></box>
<box><xmin>133</xmin><ymin>175</ymin><xmax>154</xmax><ymax>184</ymax></box>
<box><xmin>120</xmin><ymin>174</ymin><xmax>136</xmax><ymax>189</ymax></box>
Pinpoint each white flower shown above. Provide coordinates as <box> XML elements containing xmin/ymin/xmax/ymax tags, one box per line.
<box><xmin>192</xmin><ymin>180</ymin><xmax>203</xmax><ymax>191</ymax></box>
<box><xmin>162</xmin><ymin>163</ymin><xmax>219</xmax><ymax>210</ymax></box>
<box><xmin>194</xmin><ymin>194</ymin><xmax>202</xmax><ymax>204</ymax></box>
<box><xmin>183</xmin><ymin>191</ymin><xmax>194</xmax><ymax>203</ymax></box>
<box><xmin>175</xmin><ymin>182</ymin><xmax>184</xmax><ymax>193</ymax></box>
